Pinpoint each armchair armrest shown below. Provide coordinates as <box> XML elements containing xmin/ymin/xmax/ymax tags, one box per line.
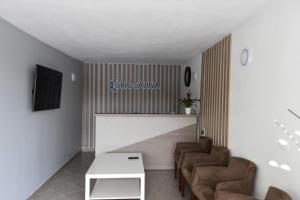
<box><xmin>179</xmin><ymin>146</ymin><xmax>210</xmax><ymax>154</ymax></box>
<box><xmin>215</xmin><ymin>190</ymin><xmax>257</xmax><ymax>200</ymax></box>
<box><xmin>193</xmin><ymin>161</ymin><xmax>227</xmax><ymax>168</ymax></box>
<box><xmin>177</xmin><ymin>148</ymin><xmax>212</xmax><ymax>166</ymax></box>
<box><xmin>175</xmin><ymin>142</ymin><xmax>198</xmax><ymax>150</ymax></box>
<box><xmin>191</xmin><ymin>161</ymin><xmax>227</xmax><ymax>180</ymax></box>
<box><xmin>182</xmin><ymin>153</ymin><xmax>213</xmax><ymax>169</ymax></box>
<box><xmin>191</xmin><ymin>166</ymin><xmax>229</xmax><ymax>188</ymax></box>
<box><xmin>216</xmin><ymin>179</ymin><xmax>252</xmax><ymax>195</ymax></box>
<box><xmin>176</xmin><ymin>142</ymin><xmax>197</xmax><ymax>146</ymax></box>
<box><xmin>174</xmin><ymin>142</ymin><xmax>196</xmax><ymax>154</ymax></box>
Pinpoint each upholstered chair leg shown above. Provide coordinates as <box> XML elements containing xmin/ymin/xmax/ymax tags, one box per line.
<box><xmin>179</xmin><ymin>169</ymin><xmax>182</xmax><ymax>191</ymax></box>
<box><xmin>191</xmin><ymin>192</ymin><xmax>197</xmax><ymax>200</ymax></box>
<box><xmin>181</xmin><ymin>174</ymin><xmax>185</xmax><ymax>197</ymax></box>
<box><xmin>174</xmin><ymin>162</ymin><xmax>177</xmax><ymax>179</ymax></box>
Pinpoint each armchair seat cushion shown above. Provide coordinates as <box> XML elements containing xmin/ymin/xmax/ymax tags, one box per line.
<box><xmin>181</xmin><ymin>147</ymin><xmax>230</xmax><ymax>186</ymax></box>
<box><xmin>176</xmin><ymin>148</ymin><xmax>210</xmax><ymax>167</ymax></box>
<box><xmin>174</xmin><ymin>142</ymin><xmax>199</xmax><ymax>158</ymax></box>
<box><xmin>193</xmin><ymin>185</ymin><xmax>215</xmax><ymax>200</ymax></box>
<box><xmin>215</xmin><ymin>190</ymin><xmax>257</xmax><ymax>200</ymax></box>
<box><xmin>214</xmin><ymin>186</ymin><xmax>292</xmax><ymax>200</ymax></box>
<box><xmin>191</xmin><ymin>157</ymin><xmax>256</xmax><ymax>200</ymax></box>
<box><xmin>174</xmin><ymin>137</ymin><xmax>212</xmax><ymax>167</ymax></box>
<box><xmin>265</xmin><ymin>186</ymin><xmax>292</xmax><ymax>200</ymax></box>
<box><xmin>216</xmin><ymin>179</ymin><xmax>252</xmax><ymax>195</ymax></box>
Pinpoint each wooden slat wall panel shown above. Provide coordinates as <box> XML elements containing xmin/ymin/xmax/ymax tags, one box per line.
<box><xmin>200</xmin><ymin>35</ymin><xmax>231</xmax><ymax>147</ymax></box>
<box><xmin>82</xmin><ymin>63</ymin><xmax>182</xmax><ymax>149</ymax></box>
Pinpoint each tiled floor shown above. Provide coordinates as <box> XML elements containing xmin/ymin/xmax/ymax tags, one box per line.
<box><xmin>28</xmin><ymin>152</ymin><xmax>191</xmax><ymax>200</ymax></box>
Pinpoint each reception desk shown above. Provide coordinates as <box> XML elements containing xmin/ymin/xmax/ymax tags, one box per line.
<box><xmin>95</xmin><ymin>114</ymin><xmax>198</xmax><ymax>170</ymax></box>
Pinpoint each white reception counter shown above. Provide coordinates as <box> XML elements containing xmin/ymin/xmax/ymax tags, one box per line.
<box><xmin>95</xmin><ymin>114</ymin><xmax>198</xmax><ymax>169</ymax></box>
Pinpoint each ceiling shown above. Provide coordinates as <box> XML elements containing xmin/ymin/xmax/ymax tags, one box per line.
<box><xmin>0</xmin><ymin>0</ymin><xmax>272</xmax><ymax>63</ymax></box>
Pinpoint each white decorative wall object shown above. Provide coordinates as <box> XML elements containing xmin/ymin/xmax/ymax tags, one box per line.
<box><xmin>71</xmin><ymin>72</ymin><xmax>77</xmax><ymax>81</ymax></box>
<box><xmin>273</xmin><ymin>119</ymin><xmax>300</xmax><ymax>151</ymax></box>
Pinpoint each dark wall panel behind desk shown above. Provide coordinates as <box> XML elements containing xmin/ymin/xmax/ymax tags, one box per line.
<box><xmin>82</xmin><ymin>63</ymin><xmax>181</xmax><ymax>149</ymax></box>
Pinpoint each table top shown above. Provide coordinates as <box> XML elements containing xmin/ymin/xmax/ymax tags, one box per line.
<box><xmin>86</xmin><ymin>153</ymin><xmax>144</xmax><ymax>178</ymax></box>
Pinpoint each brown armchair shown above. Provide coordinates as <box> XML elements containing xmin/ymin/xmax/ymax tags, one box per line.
<box><xmin>191</xmin><ymin>157</ymin><xmax>256</xmax><ymax>200</ymax></box>
<box><xmin>180</xmin><ymin>147</ymin><xmax>230</xmax><ymax>196</ymax></box>
<box><xmin>174</xmin><ymin>136</ymin><xmax>212</xmax><ymax>179</ymax></box>
<box><xmin>214</xmin><ymin>186</ymin><xmax>292</xmax><ymax>200</ymax></box>
<box><xmin>215</xmin><ymin>191</ymin><xmax>257</xmax><ymax>200</ymax></box>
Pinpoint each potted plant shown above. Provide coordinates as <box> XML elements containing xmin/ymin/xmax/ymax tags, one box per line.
<box><xmin>179</xmin><ymin>91</ymin><xmax>199</xmax><ymax>114</ymax></box>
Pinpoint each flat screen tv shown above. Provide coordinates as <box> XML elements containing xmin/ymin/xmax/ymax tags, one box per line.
<box><xmin>32</xmin><ymin>65</ymin><xmax>63</xmax><ymax>111</ymax></box>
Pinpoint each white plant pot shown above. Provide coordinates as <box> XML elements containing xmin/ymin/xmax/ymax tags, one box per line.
<box><xmin>185</xmin><ymin>107</ymin><xmax>192</xmax><ymax>115</ymax></box>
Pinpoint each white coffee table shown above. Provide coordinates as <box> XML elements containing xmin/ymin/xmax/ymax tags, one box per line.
<box><xmin>85</xmin><ymin>153</ymin><xmax>145</xmax><ymax>200</ymax></box>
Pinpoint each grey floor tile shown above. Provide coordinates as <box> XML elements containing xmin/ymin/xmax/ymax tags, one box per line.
<box><xmin>28</xmin><ymin>188</ymin><xmax>64</xmax><ymax>200</ymax></box>
<box><xmin>28</xmin><ymin>152</ymin><xmax>191</xmax><ymax>200</ymax></box>
<box><xmin>65</xmin><ymin>190</ymin><xmax>84</xmax><ymax>200</ymax></box>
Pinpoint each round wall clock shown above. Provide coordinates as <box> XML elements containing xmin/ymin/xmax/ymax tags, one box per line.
<box><xmin>241</xmin><ymin>48</ymin><xmax>250</xmax><ymax>66</ymax></box>
<box><xmin>184</xmin><ymin>66</ymin><xmax>191</xmax><ymax>87</ymax></box>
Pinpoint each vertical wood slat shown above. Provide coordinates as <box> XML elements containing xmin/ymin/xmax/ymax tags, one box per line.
<box><xmin>88</xmin><ymin>63</ymin><xmax>91</xmax><ymax>148</ymax></box>
<box><xmin>219</xmin><ymin>40</ymin><xmax>225</xmax><ymax>146</ymax></box>
<box><xmin>208</xmin><ymin>49</ymin><xmax>213</xmax><ymax>142</ymax></box>
<box><xmin>82</xmin><ymin>63</ymin><xmax>182</xmax><ymax>149</ymax></box>
<box><xmin>215</xmin><ymin>43</ymin><xmax>220</xmax><ymax>145</ymax></box>
<box><xmin>82</xmin><ymin>64</ymin><xmax>87</xmax><ymax>148</ymax></box>
<box><xmin>213</xmin><ymin>44</ymin><xmax>218</xmax><ymax>145</ymax></box>
<box><xmin>200</xmin><ymin>35</ymin><xmax>231</xmax><ymax>147</ymax></box>
<box><xmin>92</xmin><ymin>63</ymin><xmax>96</xmax><ymax>147</ymax></box>
<box><xmin>225</xmin><ymin>36</ymin><xmax>231</xmax><ymax>146</ymax></box>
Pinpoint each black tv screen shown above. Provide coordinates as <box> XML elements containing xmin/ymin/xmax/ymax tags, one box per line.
<box><xmin>32</xmin><ymin>65</ymin><xmax>63</xmax><ymax>111</ymax></box>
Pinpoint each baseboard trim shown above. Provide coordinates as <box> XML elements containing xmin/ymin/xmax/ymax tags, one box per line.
<box><xmin>81</xmin><ymin>147</ymin><xmax>95</xmax><ymax>152</ymax></box>
<box><xmin>26</xmin><ymin>148</ymin><xmax>81</xmax><ymax>199</ymax></box>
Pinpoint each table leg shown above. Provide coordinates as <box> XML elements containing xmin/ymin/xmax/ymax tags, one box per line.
<box><xmin>85</xmin><ymin>176</ymin><xmax>90</xmax><ymax>200</ymax></box>
<box><xmin>140</xmin><ymin>174</ymin><xmax>145</xmax><ymax>200</ymax></box>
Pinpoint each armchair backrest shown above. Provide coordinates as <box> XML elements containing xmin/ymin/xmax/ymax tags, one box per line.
<box><xmin>198</xmin><ymin>136</ymin><xmax>213</xmax><ymax>153</ymax></box>
<box><xmin>227</xmin><ymin>157</ymin><xmax>256</xmax><ymax>194</ymax></box>
<box><xmin>265</xmin><ymin>186</ymin><xmax>292</xmax><ymax>200</ymax></box>
<box><xmin>227</xmin><ymin>157</ymin><xmax>256</xmax><ymax>179</ymax></box>
<box><xmin>211</xmin><ymin>146</ymin><xmax>230</xmax><ymax>165</ymax></box>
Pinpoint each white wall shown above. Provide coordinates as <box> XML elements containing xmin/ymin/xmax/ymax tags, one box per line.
<box><xmin>0</xmin><ymin>18</ymin><xmax>82</xmax><ymax>200</ymax></box>
<box><xmin>181</xmin><ymin>53</ymin><xmax>202</xmax><ymax>113</ymax></box>
<box><xmin>229</xmin><ymin>0</ymin><xmax>300</xmax><ymax>198</ymax></box>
